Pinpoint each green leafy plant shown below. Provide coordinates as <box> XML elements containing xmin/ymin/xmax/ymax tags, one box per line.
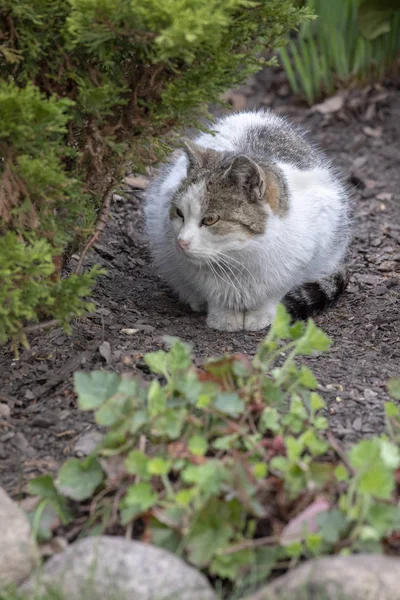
<box><xmin>0</xmin><ymin>0</ymin><xmax>312</xmax><ymax>344</ymax></box>
<box><xmin>279</xmin><ymin>0</ymin><xmax>400</xmax><ymax>104</ymax></box>
<box><xmin>26</xmin><ymin>307</ymin><xmax>400</xmax><ymax>592</ymax></box>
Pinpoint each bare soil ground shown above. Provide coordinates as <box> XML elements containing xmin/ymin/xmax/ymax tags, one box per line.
<box><xmin>0</xmin><ymin>70</ymin><xmax>399</xmax><ymax>496</ymax></box>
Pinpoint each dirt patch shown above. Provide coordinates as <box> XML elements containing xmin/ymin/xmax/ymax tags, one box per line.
<box><xmin>0</xmin><ymin>73</ymin><xmax>399</xmax><ymax>496</ymax></box>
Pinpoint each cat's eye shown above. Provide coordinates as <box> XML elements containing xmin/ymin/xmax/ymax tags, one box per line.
<box><xmin>176</xmin><ymin>208</ymin><xmax>184</xmax><ymax>219</ymax></box>
<box><xmin>202</xmin><ymin>215</ymin><xmax>220</xmax><ymax>227</ymax></box>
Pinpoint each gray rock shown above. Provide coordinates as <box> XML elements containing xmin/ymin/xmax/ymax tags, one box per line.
<box><xmin>244</xmin><ymin>554</ymin><xmax>400</xmax><ymax>600</ymax></box>
<box><xmin>22</xmin><ymin>536</ymin><xmax>216</xmax><ymax>600</ymax></box>
<box><xmin>0</xmin><ymin>487</ymin><xmax>39</xmax><ymax>586</ymax></box>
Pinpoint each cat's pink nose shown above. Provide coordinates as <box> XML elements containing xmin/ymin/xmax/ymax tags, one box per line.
<box><xmin>178</xmin><ymin>238</ymin><xmax>190</xmax><ymax>250</ymax></box>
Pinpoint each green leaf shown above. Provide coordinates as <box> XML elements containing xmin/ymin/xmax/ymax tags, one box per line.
<box><xmin>317</xmin><ymin>509</ymin><xmax>348</xmax><ymax>544</ymax></box>
<box><xmin>214</xmin><ymin>392</ymin><xmax>245</xmax><ymax>417</ymax></box>
<box><xmin>299</xmin><ymin>365</ymin><xmax>318</xmax><ymax>389</ymax></box>
<box><xmin>232</xmin><ymin>359</ymin><xmax>251</xmax><ymax>378</ymax></box>
<box><xmin>74</xmin><ymin>371</ymin><xmax>120</xmax><ymax>410</ymax></box>
<box><xmin>144</xmin><ymin>350</ymin><xmax>169</xmax><ymax>375</ymax></box>
<box><xmin>125</xmin><ymin>450</ymin><xmax>149</xmax><ymax>477</ymax></box>
<box><xmin>296</xmin><ymin>320</ymin><xmax>332</xmax><ymax>355</ymax></box>
<box><xmin>176</xmin><ymin>488</ymin><xmax>196</xmax><ymax>506</ymax></box>
<box><xmin>260</xmin><ymin>407</ymin><xmax>280</xmax><ymax>433</ymax></box>
<box><xmin>120</xmin><ymin>504</ymin><xmax>144</xmax><ymax>525</ymax></box>
<box><xmin>103</xmin><ymin>430</ymin><xmax>126</xmax><ymax>450</ymax></box>
<box><xmin>286</xmin><ymin>436</ymin><xmax>303</xmax><ymax>461</ymax></box>
<box><xmin>130</xmin><ymin>409</ymin><xmax>148</xmax><ymax>434</ymax></box>
<box><xmin>334</xmin><ymin>464</ymin><xmax>349</xmax><ymax>482</ymax></box>
<box><xmin>261</xmin><ymin>380</ymin><xmax>286</xmax><ymax>405</ymax></box>
<box><xmin>285</xmin><ymin>541</ymin><xmax>303</xmax><ymax>558</ymax></box>
<box><xmin>270</xmin><ymin>456</ymin><xmax>288</xmax><ymax>473</ymax></box>
<box><xmin>359</xmin><ymin>525</ymin><xmax>380</xmax><ymax>541</ymax></box>
<box><xmin>182</xmin><ymin>461</ymin><xmax>227</xmax><ymax>496</ymax></box>
<box><xmin>147</xmin><ymin>457</ymin><xmax>171</xmax><ymax>476</ymax></box>
<box><xmin>196</xmin><ymin>393</ymin><xmax>212</xmax><ymax>408</ymax></box>
<box><xmin>210</xmin><ymin>548</ymin><xmax>252</xmax><ymax>580</ymax></box>
<box><xmin>300</xmin><ymin>430</ymin><xmax>328</xmax><ymax>456</ymax></box>
<box><xmin>310</xmin><ymin>392</ymin><xmax>325</xmax><ymax>412</ymax></box>
<box><xmin>350</xmin><ymin>439</ymin><xmax>378</xmax><ymax>469</ymax></box>
<box><xmin>95</xmin><ymin>394</ymin><xmax>126</xmax><ymax>426</ymax></box>
<box><xmin>253</xmin><ymin>462</ymin><xmax>268</xmax><ymax>479</ymax></box>
<box><xmin>313</xmin><ymin>416</ymin><xmax>328</xmax><ymax>430</ymax></box>
<box><xmin>125</xmin><ymin>482</ymin><xmax>158</xmax><ymax>511</ymax></box>
<box><xmin>388</xmin><ymin>377</ymin><xmax>400</xmax><ymax>400</ymax></box>
<box><xmin>305</xmin><ymin>532</ymin><xmax>323</xmax><ymax>555</ymax></box>
<box><xmin>147</xmin><ymin>380</ymin><xmax>166</xmax><ymax>416</ymax></box>
<box><xmin>186</xmin><ymin>499</ymin><xmax>239</xmax><ymax>566</ymax></box>
<box><xmin>385</xmin><ymin>401</ymin><xmax>400</xmax><ymax>417</ymax></box>
<box><xmin>28</xmin><ymin>502</ymin><xmax>61</xmax><ymax>542</ymax></box>
<box><xmin>380</xmin><ymin>439</ymin><xmax>400</xmax><ymax>469</ymax></box>
<box><xmin>28</xmin><ymin>474</ymin><xmax>62</xmax><ymax>501</ymax></box>
<box><xmin>270</xmin><ymin>303</ymin><xmax>291</xmax><ymax>338</ymax></box>
<box><xmin>56</xmin><ymin>457</ymin><xmax>104</xmax><ymax>501</ymax></box>
<box><xmin>188</xmin><ymin>521</ymin><xmax>233</xmax><ymax>567</ymax></box>
<box><xmin>149</xmin><ymin>518</ymin><xmax>181</xmax><ymax>553</ymax></box>
<box><xmin>152</xmin><ymin>408</ymin><xmax>187</xmax><ymax>439</ymax></box>
<box><xmin>289</xmin><ymin>321</ymin><xmax>305</xmax><ymax>340</ymax></box>
<box><xmin>367</xmin><ymin>503</ymin><xmax>400</xmax><ymax>535</ymax></box>
<box><xmin>27</xmin><ymin>475</ymin><xmax>72</xmax><ymax>525</ymax></box>
<box><xmin>212</xmin><ymin>434</ymin><xmax>239</xmax><ymax>450</ymax></box>
<box><xmin>350</xmin><ymin>439</ymin><xmax>396</xmax><ymax>499</ymax></box>
<box><xmin>288</xmin><ymin>394</ymin><xmax>308</xmax><ymax>420</ymax></box>
<box><xmin>188</xmin><ymin>435</ymin><xmax>208</xmax><ymax>456</ymax></box>
<box><xmin>168</xmin><ymin>338</ymin><xmax>193</xmax><ymax>371</ymax></box>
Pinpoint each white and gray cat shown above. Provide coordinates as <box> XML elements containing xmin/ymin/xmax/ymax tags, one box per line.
<box><xmin>145</xmin><ymin>110</ymin><xmax>350</xmax><ymax>332</ymax></box>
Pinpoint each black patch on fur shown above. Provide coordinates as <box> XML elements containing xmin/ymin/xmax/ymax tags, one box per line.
<box><xmin>283</xmin><ymin>270</ymin><xmax>348</xmax><ymax>321</ymax></box>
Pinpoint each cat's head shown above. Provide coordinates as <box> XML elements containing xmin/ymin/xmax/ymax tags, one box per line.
<box><xmin>169</xmin><ymin>140</ymin><xmax>287</xmax><ymax>262</ymax></box>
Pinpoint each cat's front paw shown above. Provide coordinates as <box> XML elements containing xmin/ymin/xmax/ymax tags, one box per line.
<box><xmin>244</xmin><ymin>305</ymin><xmax>276</xmax><ymax>331</ymax></box>
<box><xmin>207</xmin><ymin>309</ymin><xmax>244</xmax><ymax>332</ymax></box>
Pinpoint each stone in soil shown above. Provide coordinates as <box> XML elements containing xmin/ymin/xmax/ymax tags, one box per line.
<box><xmin>0</xmin><ymin>487</ymin><xmax>39</xmax><ymax>587</ymax></box>
<box><xmin>22</xmin><ymin>536</ymin><xmax>217</xmax><ymax>600</ymax></box>
<box><xmin>244</xmin><ymin>554</ymin><xmax>400</xmax><ymax>600</ymax></box>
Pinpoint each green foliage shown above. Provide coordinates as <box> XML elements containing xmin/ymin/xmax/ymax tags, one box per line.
<box><xmin>279</xmin><ymin>0</ymin><xmax>400</xmax><ymax>104</ymax></box>
<box><xmin>0</xmin><ymin>0</ymin><xmax>311</xmax><ymax>343</ymax></box>
<box><xmin>358</xmin><ymin>0</ymin><xmax>400</xmax><ymax>41</ymax></box>
<box><xmin>26</xmin><ymin>306</ymin><xmax>400</xmax><ymax>590</ymax></box>
<box><xmin>0</xmin><ymin>231</ymin><xmax>99</xmax><ymax>346</ymax></box>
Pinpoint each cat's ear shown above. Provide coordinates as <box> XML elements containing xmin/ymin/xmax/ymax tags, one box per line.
<box><xmin>224</xmin><ymin>155</ymin><xmax>281</xmax><ymax>213</ymax></box>
<box><xmin>181</xmin><ymin>139</ymin><xmax>207</xmax><ymax>172</ymax></box>
<box><xmin>223</xmin><ymin>155</ymin><xmax>266</xmax><ymax>202</ymax></box>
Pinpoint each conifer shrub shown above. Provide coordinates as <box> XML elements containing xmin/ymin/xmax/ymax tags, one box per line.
<box><xmin>0</xmin><ymin>0</ymin><xmax>312</xmax><ymax>345</ymax></box>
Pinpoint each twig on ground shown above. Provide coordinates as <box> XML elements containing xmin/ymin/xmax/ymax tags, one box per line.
<box><xmin>74</xmin><ymin>185</ymin><xmax>114</xmax><ymax>274</ymax></box>
<box><xmin>327</xmin><ymin>432</ymin><xmax>355</xmax><ymax>476</ymax></box>
<box><xmin>221</xmin><ymin>535</ymin><xmax>279</xmax><ymax>556</ymax></box>
<box><xmin>22</xmin><ymin>319</ymin><xmax>60</xmax><ymax>334</ymax></box>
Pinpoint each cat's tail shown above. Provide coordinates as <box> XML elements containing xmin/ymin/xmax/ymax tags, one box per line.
<box><xmin>283</xmin><ymin>267</ymin><xmax>349</xmax><ymax>320</ymax></box>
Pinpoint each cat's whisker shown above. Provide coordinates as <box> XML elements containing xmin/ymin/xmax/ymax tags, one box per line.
<box><xmin>207</xmin><ymin>258</ymin><xmax>241</xmax><ymax>296</ymax></box>
<box><xmin>214</xmin><ymin>252</ymin><xmax>258</xmax><ymax>287</ymax></box>
<box><xmin>213</xmin><ymin>257</ymin><xmax>242</xmax><ymax>289</ymax></box>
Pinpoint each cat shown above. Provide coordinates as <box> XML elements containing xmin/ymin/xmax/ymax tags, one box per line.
<box><xmin>145</xmin><ymin>110</ymin><xmax>350</xmax><ymax>332</ymax></box>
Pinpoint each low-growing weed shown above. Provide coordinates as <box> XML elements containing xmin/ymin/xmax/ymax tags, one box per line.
<box><xmin>27</xmin><ymin>306</ymin><xmax>400</xmax><ymax>591</ymax></box>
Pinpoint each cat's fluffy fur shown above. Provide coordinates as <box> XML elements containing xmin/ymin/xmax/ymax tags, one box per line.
<box><xmin>145</xmin><ymin>110</ymin><xmax>350</xmax><ymax>331</ymax></box>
